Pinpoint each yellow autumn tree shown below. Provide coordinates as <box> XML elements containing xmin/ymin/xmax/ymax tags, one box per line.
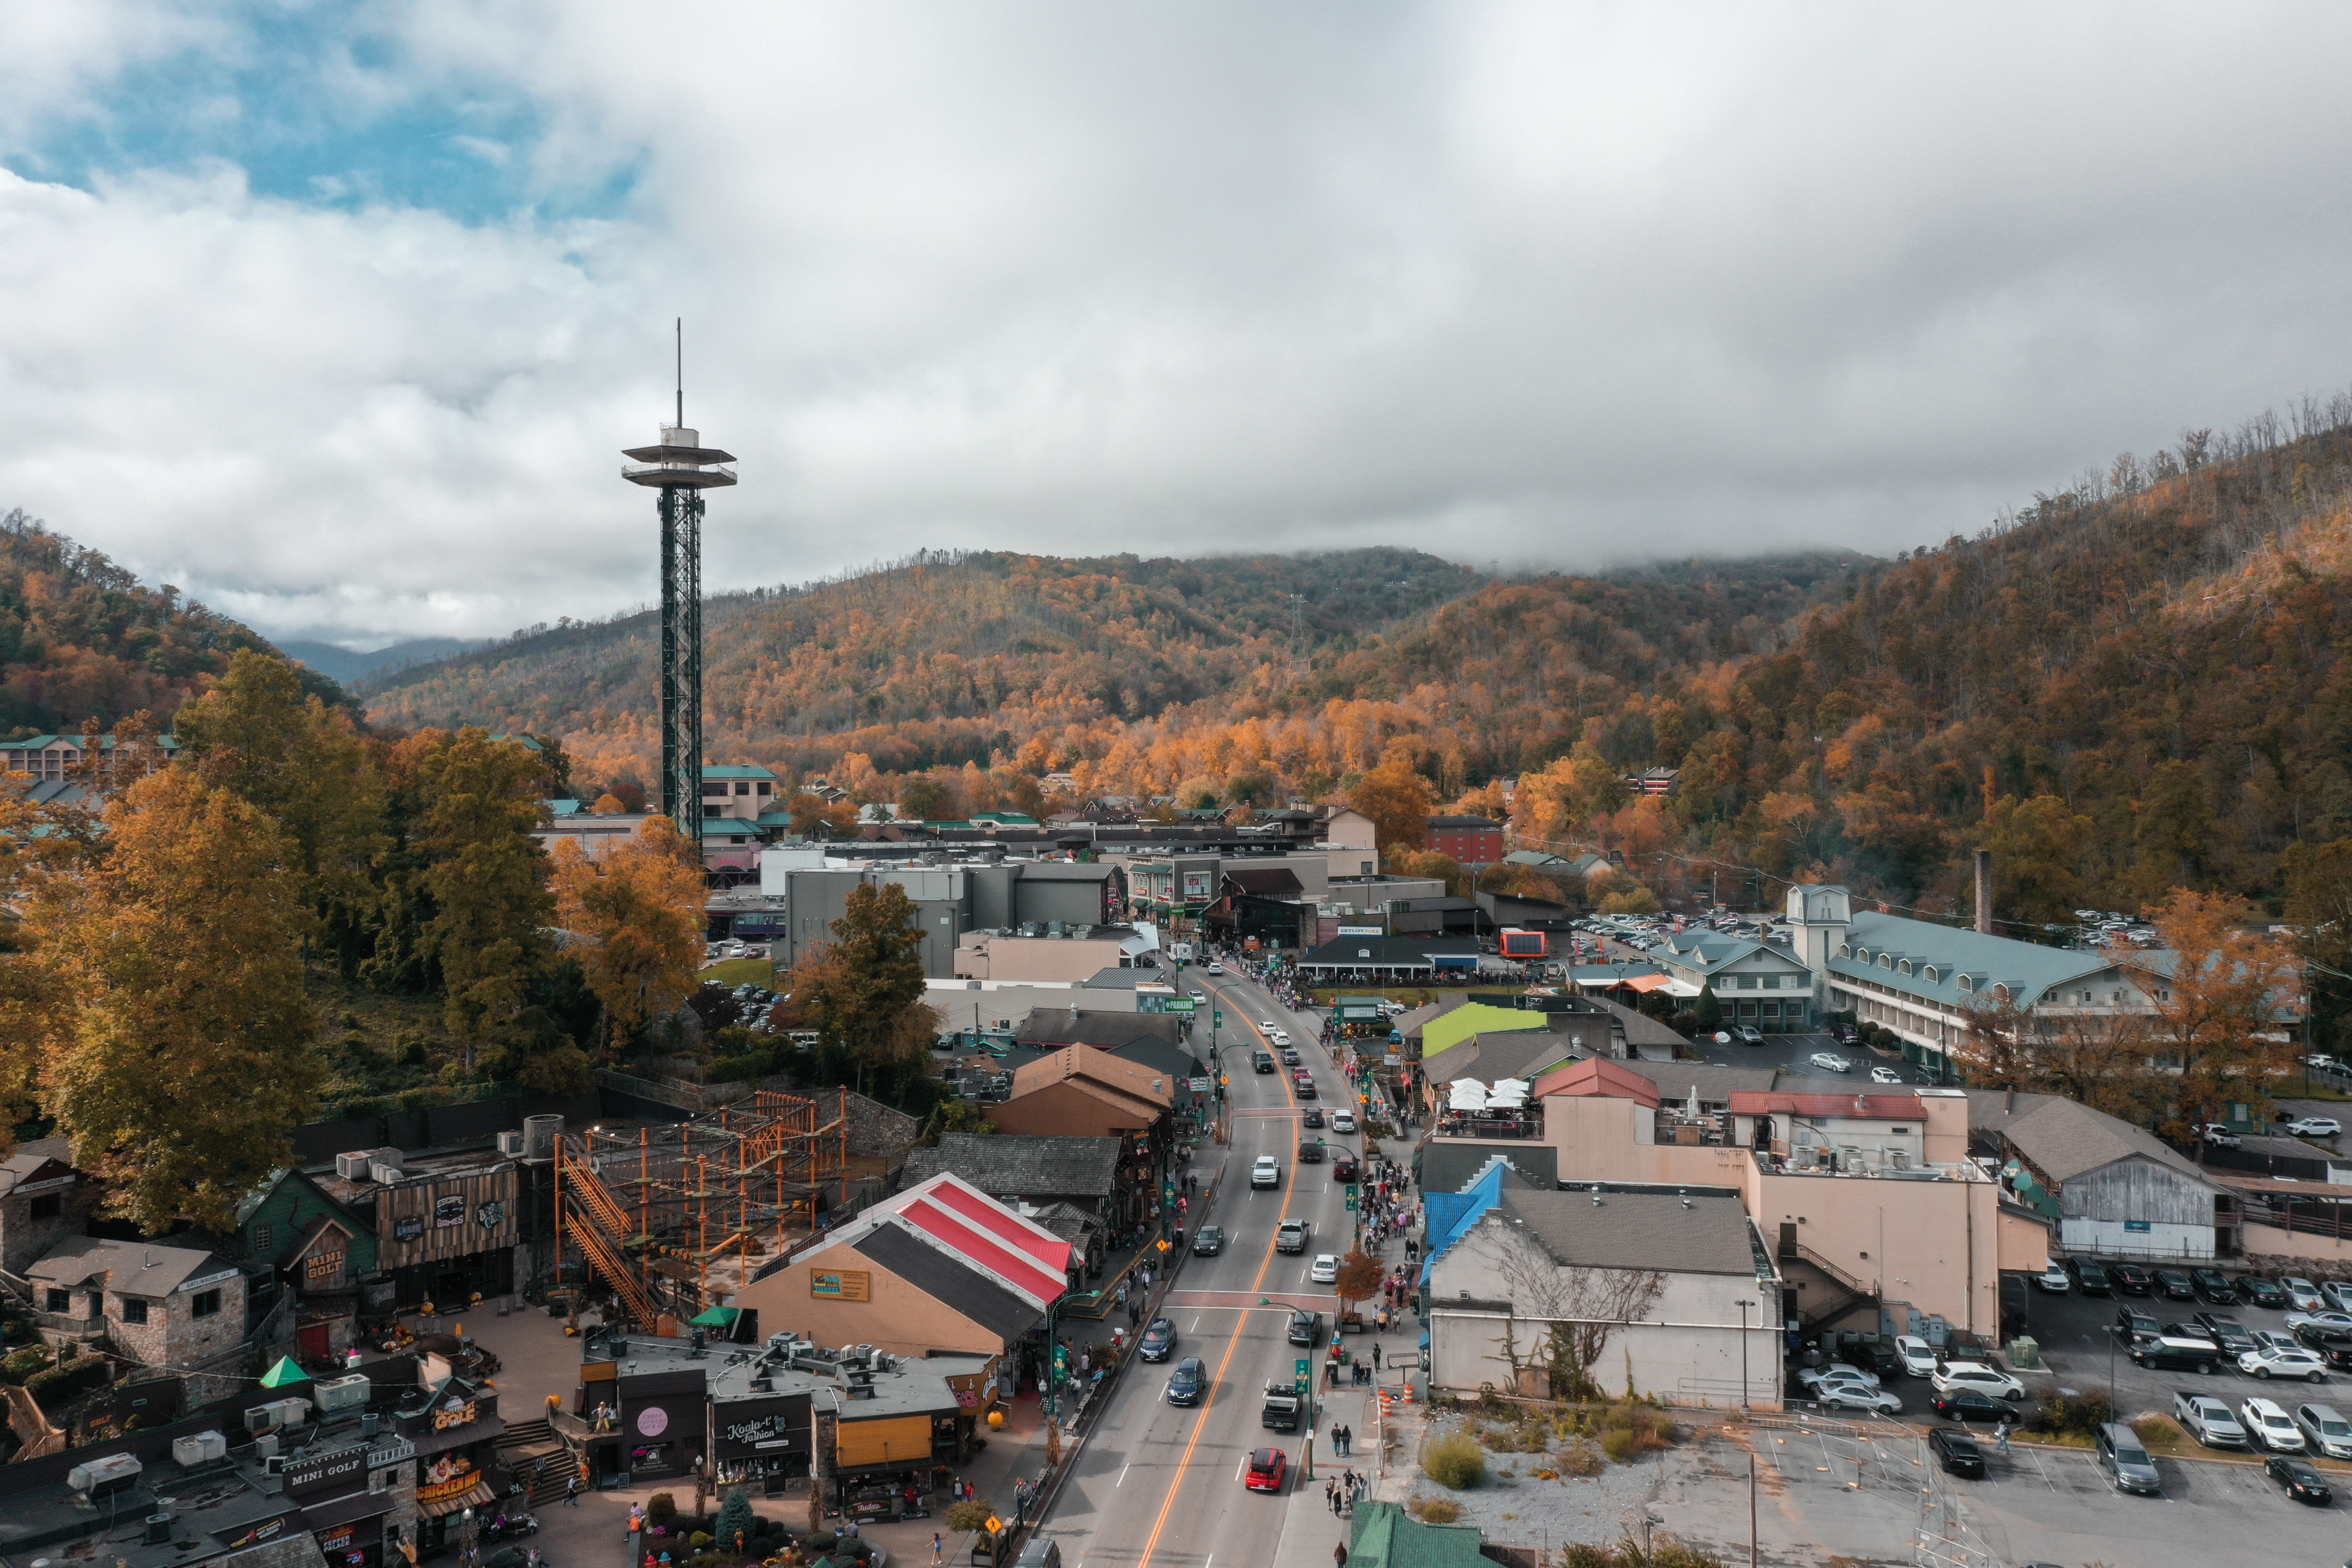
<box><xmin>549</xmin><ymin>815</ymin><xmax>707</xmax><ymax>1050</ymax></box>
<box><xmin>41</xmin><ymin>769</ymin><xmax>319</xmax><ymax>1231</ymax></box>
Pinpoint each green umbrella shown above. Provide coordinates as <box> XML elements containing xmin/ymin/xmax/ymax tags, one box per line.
<box><xmin>258</xmin><ymin>1355</ymin><xmax>312</xmax><ymax>1387</ymax></box>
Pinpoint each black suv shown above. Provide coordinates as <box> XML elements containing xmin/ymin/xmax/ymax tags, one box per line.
<box><xmin>2114</xmin><ymin>1307</ymin><xmax>2162</xmax><ymax>1342</ymax></box>
<box><xmin>1192</xmin><ymin>1225</ymin><xmax>1225</xmax><ymax>1257</ymax></box>
<box><xmin>1139</xmin><ymin>1318</ymin><xmax>1178</xmax><ymax>1362</ymax></box>
<box><xmin>2193</xmin><ymin>1312</ymin><xmax>2257</xmax><ymax>1355</ymax></box>
<box><xmin>1288</xmin><ymin>1310</ymin><xmax>1323</xmax><ymax>1346</ymax></box>
<box><xmin>2191</xmin><ymin>1268</ymin><xmax>2239</xmax><ymax>1305</ymax></box>
<box><xmin>2067</xmin><ymin>1259</ymin><xmax>2113</xmax><ymax>1296</ymax></box>
<box><xmin>1165</xmin><ymin>1357</ymin><xmax>1206</xmax><ymax>1406</ymax></box>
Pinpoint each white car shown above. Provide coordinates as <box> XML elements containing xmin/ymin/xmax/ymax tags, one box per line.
<box><xmin>2200</xmin><ymin>1123</ymin><xmax>2242</xmax><ymax>1147</ymax></box>
<box><xmin>2034</xmin><ymin>1261</ymin><xmax>2070</xmax><ymax>1293</ymax></box>
<box><xmin>2286</xmin><ymin>1117</ymin><xmax>2343</xmax><ymax>1138</ymax></box>
<box><xmin>2242</xmin><ymin>1346</ymin><xmax>2330</xmax><ymax>1383</ymax></box>
<box><xmin>2241</xmin><ymin>1396</ymin><xmax>2308</xmax><ymax>1452</ymax></box>
<box><xmin>1206</xmin><ymin>963</ymin><xmax>1225</xmax><ymax>974</ymax></box>
<box><xmin>1809</xmin><ymin>1052</ymin><xmax>1852</xmax><ymax>1073</ymax></box>
<box><xmin>2285</xmin><ymin>1310</ymin><xmax>2352</xmax><ymax>1334</ymax></box>
<box><xmin>1260</xmin><ymin>1019</ymin><xmax>1277</xmax><ymax>1030</ymax></box>
<box><xmin>1813</xmin><ymin>1383</ymin><xmax>1902</xmax><ymax>1416</ymax></box>
<box><xmin>1895</xmin><ymin>1335</ymin><xmax>1938</xmax><ymax>1378</ymax></box>
<box><xmin>1309</xmin><ymin>1253</ymin><xmax>1339</xmax><ymax>1284</ymax></box>
<box><xmin>2285</xmin><ymin>1277</ymin><xmax>2328</xmax><ymax>1312</ymax></box>
<box><xmin>1330</xmin><ymin>1111</ymin><xmax>1357</xmax><ymax>1134</ymax></box>
<box><xmin>1931</xmin><ymin>1362</ymin><xmax>2025</xmax><ymax>1402</ymax></box>
<box><xmin>1270</xmin><ymin>1030</ymin><xmax>1291</xmax><ymax>1045</ymax></box>
<box><xmin>2324</xmin><ymin>1281</ymin><xmax>2352</xmax><ymax>1314</ymax></box>
<box><xmin>1797</xmin><ymin>1362</ymin><xmax>1880</xmax><ymax>1392</ymax></box>
<box><xmin>1251</xmin><ymin>1156</ymin><xmax>1281</xmax><ymax>1188</ymax></box>
<box><xmin>1869</xmin><ymin>1066</ymin><xmax>1902</xmax><ymax>1084</ymax></box>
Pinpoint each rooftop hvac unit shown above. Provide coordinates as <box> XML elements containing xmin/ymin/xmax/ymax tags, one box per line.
<box><xmin>360</xmin><ymin>1412</ymin><xmax>380</xmax><ymax>1439</ymax></box>
<box><xmin>335</xmin><ymin>1152</ymin><xmax>374</xmax><ymax>1180</ymax></box>
<box><xmin>1888</xmin><ymin>1148</ymin><xmax>1913</xmax><ymax>1170</ymax></box>
<box><xmin>171</xmin><ymin>1433</ymin><xmax>218</xmax><ymax>1468</ymax></box>
<box><xmin>496</xmin><ymin>1130</ymin><xmax>526</xmax><ymax>1158</ymax></box>
<box><xmin>68</xmin><ymin>1453</ymin><xmax>144</xmax><ymax>1493</ymax></box>
<box><xmin>268</xmin><ymin>1396</ymin><xmax>311</xmax><ymax>1426</ymax></box>
<box><xmin>254</xmin><ymin>1434</ymin><xmax>279</xmax><ymax>1460</ymax></box>
<box><xmin>245</xmin><ymin>1406</ymin><xmax>283</xmax><ymax>1434</ymax></box>
<box><xmin>369</xmin><ymin>1161</ymin><xmax>403</xmax><ymax>1185</ymax></box>
<box><xmin>145</xmin><ymin>1514</ymin><xmax>174</xmax><ymax>1546</ymax></box>
<box><xmin>315</xmin><ymin>1374</ymin><xmax>370</xmax><ymax>1414</ymax></box>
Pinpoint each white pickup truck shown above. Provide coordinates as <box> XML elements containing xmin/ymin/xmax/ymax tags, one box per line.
<box><xmin>2173</xmin><ymin>1390</ymin><xmax>2248</xmax><ymax>1448</ymax></box>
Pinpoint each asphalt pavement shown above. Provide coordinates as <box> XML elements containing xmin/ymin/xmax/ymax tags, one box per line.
<box><xmin>1036</xmin><ymin>971</ymin><xmax>1396</xmax><ymax>1568</ymax></box>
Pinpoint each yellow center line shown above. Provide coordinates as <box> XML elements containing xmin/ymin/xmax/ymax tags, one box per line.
<box><xmin>1132</xmin><ymin>985</ymin><xmax>1300</xmax><ymax>1568</ymax></box>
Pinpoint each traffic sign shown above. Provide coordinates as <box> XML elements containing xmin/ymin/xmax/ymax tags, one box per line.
<box><xmin>1167</xmin><ymin>998</ymin><xmax>1197</xmax><ymax>1014</ymax></box>
<box><xmin>984</xmin><ymin>1518</ymin><xmax>1002</xmax><ymax>1535</ymax></box>
<box><xmin>1345</xmin><ymin>1195</ymin><xmax>1357</xmax><ymax>1211</ymax></box>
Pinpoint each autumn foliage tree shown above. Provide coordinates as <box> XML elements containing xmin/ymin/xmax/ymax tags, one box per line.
<box><xmin>2124</xmin><ymin>889</ymin><xmax>2300</xmax><ymax>1148</ymax></box>
<box><xmin>550</xmin><ymin>815</ymin><xmax>707</xmax><ymax>1053</ymax></box>
<box><xmin>1349</xmin><ymin>758</ymin><xmax>1433</xmax><ymax>864</ymax></box>
<box><xmin>790</xmin><ymin>883</ymin><xmax>939</xmax><ymax>1096</ymax></box>
<box><xmin>413</xmin><ymin>729</ymin><xmax>555</xmax><ymax>1071</ymax></box>
<box><xmin>41</xmin><ymin>769</ymin><xmax>319</xmax><ymax>1231</ymax></box>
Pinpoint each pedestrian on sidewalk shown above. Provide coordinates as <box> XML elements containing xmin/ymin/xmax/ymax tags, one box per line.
<box><xmin>1325</xmin><ymin>1478</ymin><xmax>1337</xmax><ymax>1513</ymax></box>
<box><xmin>932</xmin><ymin>1536</ymin><xmax>944</xmax><ymax>1568</ymax></box>
<box><xmin>1334</xmin><ymin>1546</ymin><xmax>1348</xmax><ymax>1568</ymax></box>
<box><xmin>1372</xmin><ymin>1342</ymin><xmax>1383</xmax><ymax>1371</ymax></box>
<box><xmin>1996</xmin><ymin>1419</ymin><xmax>2012</xmax><ymax>1457</ymax></box>
<box><xmin>566</xmin><ymin>1476</ymin><xmax>579</xmax><ymax>1508</ymax></box>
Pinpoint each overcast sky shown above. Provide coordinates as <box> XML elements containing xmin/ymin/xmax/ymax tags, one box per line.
<box><xmin>5</xmin><ymin>1</ymin><xmax>2352</xmax><ymax>648</ymax></box>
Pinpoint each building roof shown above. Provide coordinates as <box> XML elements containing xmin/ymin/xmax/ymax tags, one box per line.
<box><xmin>1654</xmin><ymin>930</ymin><xmax>1807</xmax><ymax>978</ymax></box>
<box><xmin>1017</xmin><ymin>861</ymin><xmax>1121</xmax><ymax>882</ymax></box>
<box><xmin>1491</xmin><ymin>1186</ymin><xmax>1763</xmax><ymax>1277</ymax></box>
<box><xmin>1964</xmin><ymin>1089</ymin><xmax>2215</xmax><ymax>1186</ymax></box>
<box><xmin>1425</xmin><ymin>815</ymin><xmax>1503</xmax><ymax>830</ymax></box>
<box><xmin>28</xmin><ymin>1235</ymin><xmax>233</xmax><ymax>1297</ymax></box>
<box><xmin>1347</xmin><ymin>1502</ymin><xmax>1494</xmax><ymax>1568</ymax></box>
<box><xmin>1606</xmin><ymin>1059</ymin><xmax>1782</xmax><ymax>1105</ymax></box>
<box><xmin>1222</xmin><ymin>866</ymin><xmax>1304</xmax><ymax>896</ymax></box>
<box><xmin>1103</xmin><ymin>1035</ymin><xmax>1207</xmax><ymax>1084</ymax></box>
<box><xmin>1421</xmin><ymin>1028</ymin><xmax>1580</xmax><ymax>1087</ymax></box>
<box><xmin>1728</xmin><ymin>1090</ymin><xmax>1926</xmax><ymax>1119</ymax></box>
<box><xmin>1008</xmin><ymin>1044</ymin><xmax>1176</xmax><ymax>1112</ymax></box>
<box><xmin>1417</xmin><ymin>1142</ymin><xmax>1559</xmax><ymax>1194</ymax></box>
<box><xmin>1834</xmin><ymin>909</ymin><xmax>2118</xmax><ymax>1011</ymax></box>
<box><xmin>1014</xmin><ymin>1010</ymin><xmax>1182</xmax><ymax>1050</ymax></box>
<box><xmin>1501</xmin><ymin>849</ymin><xmax>1571</xmax><ymax>869</ymax></box>
<box><xmin>1419</xmin><ymin>1001</ymin><xmax>1550</xmax><ymax>1056</ymax></box>
<box><xmin>702</xmin><ymin>764</ymin><xmax>777</xmax><ymax>779</ymax></box>
<box><xmin>824</xmin><ymin>1170</ymin><xmax>1072</xmax><ymax>1307</ymax></box>
<box><xmin>852</xmin><ymin>1220</ymin><xmax>1044</xmax><ymax>1343</ymax></box>
<box><xmin>900</xmin><ymin>1132</ymin><xmax>1123</xmax><ymax>1203</ymax></box>
<box><xmin>1393</xmin><ymin>995</ymin><xmax>1470</xmax><ymax>1038</ymax></box>
<box><xmin>1531</xmin><ymin>1057</ymin><xmax>1661</xmax><ymax>1106</ymax></box>
<box><xmin>1299</xmin><ymin>934</ymin><xmax>1482</xmax><ymax>969</ymax></box>
<box><xmin>1574</xmin><ymin>994</ymin><xmax>1691</xmax><ymax>1050</ymax></box>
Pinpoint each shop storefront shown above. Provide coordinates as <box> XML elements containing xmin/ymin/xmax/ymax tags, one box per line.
<box><xmin>708</xmin><ymin>1388</ymin><xmax>813</xmax><ymax>1495</ymax></box>
<box><xmin>289</xmin><ymin>1439</ymin><xmax>396</xmax><ymax>1568</ymax></box>
<box><xmin>399</xmin><ymin>1378</ymin><xmax>503</xmax><ymax>1556</ymax></box>
<box><xmin>617</xmin><ymin>1366</ymin><xmax>707</xmax><ymax>1483</ymax></box>
<box><xmin>376</xmin><ymin>1167</ymin><xmax>520</xmax><ymax>1311</ymax></box>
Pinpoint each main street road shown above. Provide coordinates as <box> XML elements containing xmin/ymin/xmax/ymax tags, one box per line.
<box><xmin>1039</xmin><ymin>968</ymin><xmax>1379</xmax><ymax>1568</ymax></box>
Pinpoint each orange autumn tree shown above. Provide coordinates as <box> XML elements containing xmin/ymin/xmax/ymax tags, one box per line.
<box><xmin>550</xmin><ymin>815</ymin><xmax>707</xmax><ymax>1052</ymax></box>
<box><xmin>2124</xmin><ymin>889</ymin><xmax>2302</xmax><ymax>1148</ymax></box>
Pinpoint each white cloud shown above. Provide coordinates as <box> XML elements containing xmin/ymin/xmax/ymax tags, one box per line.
<box><xmin>5</xmin><ymin>1</ymin><xmax>2352</xmax><ymax>640</ymax></box>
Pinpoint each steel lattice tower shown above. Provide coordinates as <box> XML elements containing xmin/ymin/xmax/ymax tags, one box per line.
<box><xmin>622</xmin><ymin>323</ymin><xmax>736</xmax><ymax>826</ymax></box>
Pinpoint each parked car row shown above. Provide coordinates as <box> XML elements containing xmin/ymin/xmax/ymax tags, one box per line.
<box><xmin>2037</xmin><ymin>1257</ymin><xmax>2307</xmax><ymax>1310</ymax></box>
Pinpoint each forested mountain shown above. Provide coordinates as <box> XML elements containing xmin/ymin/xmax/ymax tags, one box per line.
<box><xmin>358</xmin><ymin>547</ymin><xmax>1852</xmax><ymax>796</ymax></box>
<box><xmin>0</xmin><ymin>508</ymin><xmax>308</xmax><ymax>736</ymax></box>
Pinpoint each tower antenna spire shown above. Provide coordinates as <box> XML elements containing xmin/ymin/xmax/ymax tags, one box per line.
<box><xmin>675</xmin><ymin>317</ymin><xmax>684</xmax><ymax>430</ymax></box>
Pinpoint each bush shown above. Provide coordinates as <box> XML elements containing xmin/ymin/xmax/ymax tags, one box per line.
<box><xmin>1554</xmin><ymin>1440</ymin><xmax>1606</xmax><ymax>1477</ymax></box>
<box><xmin>1412</xmin><ymin>1499</ymin><xmax>1461</xmax><ymax>1523</ymax></box>
<box><xmin>25</xmin><ymin>1354</ymin><xmax>108</xmax><ymax>1410</ymax></box>
<box><xmin>0</xmin><ymin>1346</ymin><xmax>52</xmax><ymax>1385</ymax></box>
<box><xmin>1422</xmin><ymin>1431</ymin><xmax>1487</xmax><ymax>1489</ymax></box>
<box><xmin>647</xmin><ymin>1493</ymin><xmax>678</xmax><ymax>1528</ymax></box>
<box><xmin>2029</xmin><ymin>1387</ymin><xmax>2111</xmax><ymax>1438</ymax></box>
<box><xmin>945</xmin><ymin>1499</ymin><xmax>998</xmax><ymax>1531</ymax></box>
<box><xmin>1600</xmin><ymin>1427</ymin><xmax>1642</xmax><ymax>1464</ymax></box>
<box><xmin>2130</xmin><ymin>1415</ymin><xmax>2182</xmax><ymax>1446</ymax></box>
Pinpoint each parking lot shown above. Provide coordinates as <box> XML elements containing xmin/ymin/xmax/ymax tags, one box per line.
<box><xmin>2018</xmin><ymin>1270</ymin><xmax>2347</xmax><ymax>1424</ymax></box>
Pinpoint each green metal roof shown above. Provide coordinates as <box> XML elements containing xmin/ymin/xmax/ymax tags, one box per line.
<box><xmin>1834</xmin><ymin>910</ymin><xmax>2117</xmax><ymax>1010</ymax></box>
<box><xmin>702</xmin><ymin>764</ymin><xmax>778</xmax><ymax>778</ymax></box>
<box><xmin>1347</xmin><ymin>1503</ymin><xmax>1490</xmax><ymax>1568</ymax></box>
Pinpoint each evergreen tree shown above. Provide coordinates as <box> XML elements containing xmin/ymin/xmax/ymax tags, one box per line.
<box><xmin>1693</xmin><ymin>986</ymin><xmax>1721</xmax><ymax>1031</ymax></box>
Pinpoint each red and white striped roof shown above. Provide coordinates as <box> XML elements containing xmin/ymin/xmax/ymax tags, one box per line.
<box><xmin>833</xmin><ymin>1171</ymin><xmax>1072</xmax><ymax>1308</ymax></box>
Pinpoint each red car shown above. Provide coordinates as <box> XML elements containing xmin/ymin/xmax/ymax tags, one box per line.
<box><xmin>1245</xmin><ymin>1448</ymin><xmax>1288</xmax><ymax>1493</ymax></box>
